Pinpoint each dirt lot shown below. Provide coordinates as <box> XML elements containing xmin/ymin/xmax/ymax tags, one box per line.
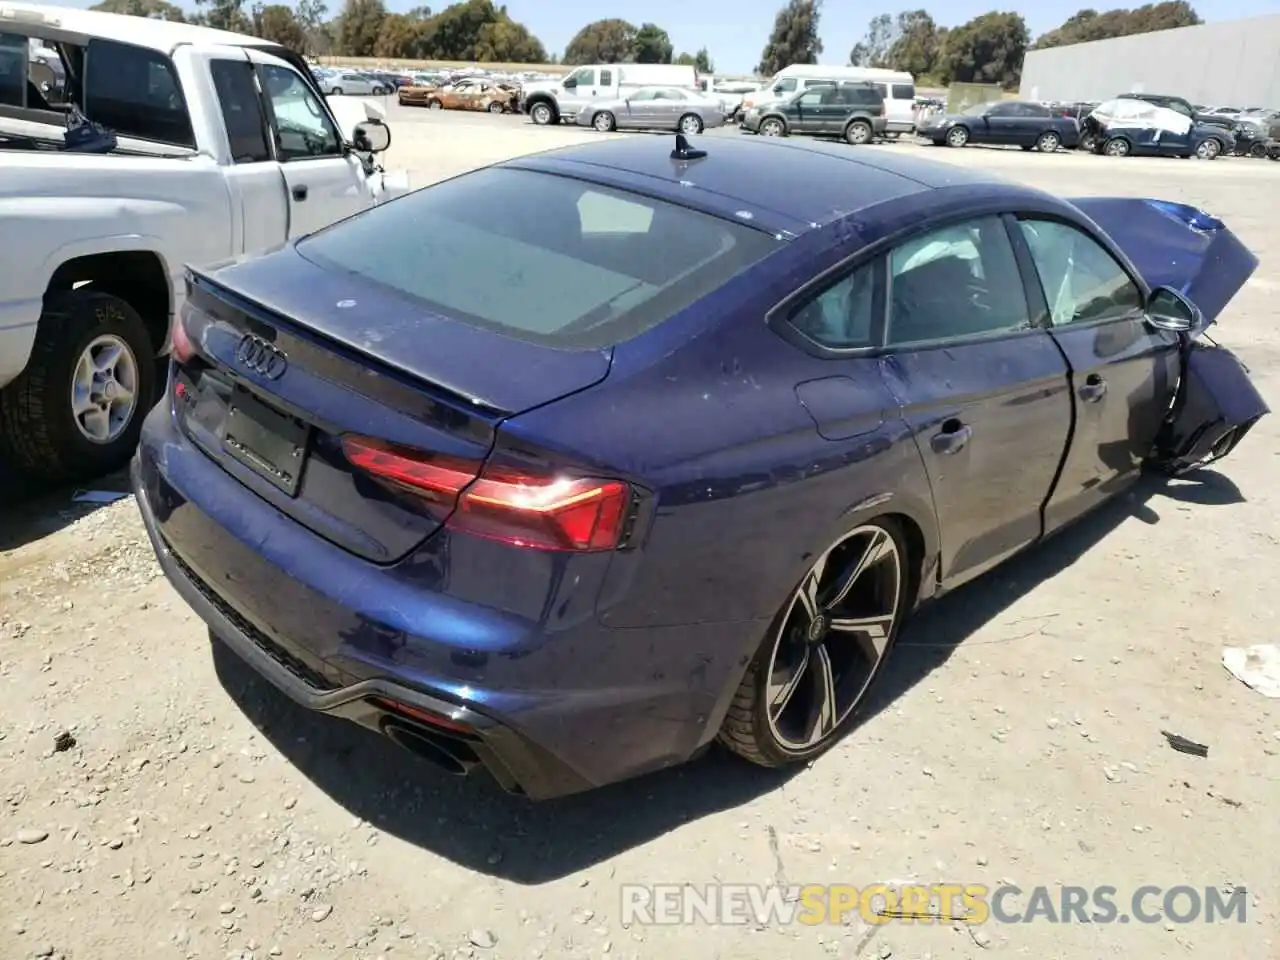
<box><xmin>2</xmin><ymin>110</ymin><xmax>1278</xmax><ymax>960</ymax></box>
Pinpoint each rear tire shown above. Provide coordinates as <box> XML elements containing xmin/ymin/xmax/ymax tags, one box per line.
<box><xmin>1195</xmin><ymin>137</ymin><xmax>1222</xmax><ymax>160</ymax></box>
<box><xmin>717</xmin><ymin>518</ymin><xmax>911</xmax><ymax>768</ymax></box>
<box><xmin>844</xmin><ymin>119</ymin><xmax>873</xmax><ymax>145</ymax></box>
<box><xmin>487</xmin><ymin>100</ymin><xmax>504</xmax><ymax>114</ymax></box>
<box><xmin>529</xmin><ymin>101</ymin><xmax>555</xmax><ymax>125</ymax></box>
<box><xmin>0</xmin><ymin>290</ymin><xmax>158</xmax><ymax>484</ymax></box>
<box><xmin>1035</xmin><ymin>130</ymin><xmax>1061</xmax><ymax>152</ymax></box>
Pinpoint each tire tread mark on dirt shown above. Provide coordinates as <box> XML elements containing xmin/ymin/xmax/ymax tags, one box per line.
<box><xmin>766</xmin><ymin>824</ymin><xmax>788</xmax><ymax>889</ymax></box>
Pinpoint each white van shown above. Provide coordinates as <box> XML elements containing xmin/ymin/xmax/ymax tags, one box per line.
<box><xmin>523</xmin><ymin>63</ymin><xmax>700</xmax><ymax>125</ymax></box>
<box><xmin>740</xmin><ymin>64</ymin><xmax>917</xmax><ymax>134</ymax></box>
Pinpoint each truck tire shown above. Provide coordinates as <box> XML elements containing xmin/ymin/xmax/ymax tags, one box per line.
<box><xmin>529</xmin><ymin>100</ymin><xmax>556</xmax><ymax>125</ymax></box>
<box><xmin>0</xmin><ymin>290</ymin><xmax>158</xmax><ymax>483</ymax></box>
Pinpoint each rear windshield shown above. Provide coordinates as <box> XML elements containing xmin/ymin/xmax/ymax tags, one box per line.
<box><xmin>297</xmin><ymin>167</ymin><xmax>780</xmax><ymax>349</ymax></box>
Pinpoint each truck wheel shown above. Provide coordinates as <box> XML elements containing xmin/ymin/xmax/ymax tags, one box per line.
<box><xmin>844</xmin><ymin>119</ymin><xmax>873</xmax><ymax>145</ymax></box>
<box><xmin>529</xmin><ymin>101</ymin><xmax>555</xmax><ymax>125</ymax></box>
<box><xmin>0</xmin><ymin>290</ymin><xmax>158</xmax><ymax>483</ymax></box>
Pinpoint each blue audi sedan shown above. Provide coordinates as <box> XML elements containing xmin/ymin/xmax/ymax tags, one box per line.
<box><xmin>134</xmin><ymin>134</ymin><xmax>1265</xmax><ymax>799</ymax></box>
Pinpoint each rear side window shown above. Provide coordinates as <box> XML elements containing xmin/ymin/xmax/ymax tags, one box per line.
<box><xmin>83</xmin><ymin>39</ymin><xmax>193</xmax><ymax>147</ymax></box>
<box><xmin>891</xmin><ymin>83</ymin><xmax>915</xmax><ymax>100</ymax></box>
<box><xmin>297</xmin><ymin>168</ymin><xmax>781</xmax><ymax>350</ymax></box>
<box><xmin>210</xmin><ymin>60</ymin><xmax>271</xmax><ymax>163</ymax></box>
<box><xmin>852</xmin><ymin>85</ymin><xmax>882</xmax><ymax>106</ymax></box>
<box><xmin>0</xmin><ymin>33</ymin><xmax>26</xmax><ymax>107</ymax></box>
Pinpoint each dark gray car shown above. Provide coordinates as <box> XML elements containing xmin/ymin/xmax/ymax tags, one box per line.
<box><xmin>741</xmin><ymin>82</ymin><xmax>887</xmax><ymax>145</ymax></box>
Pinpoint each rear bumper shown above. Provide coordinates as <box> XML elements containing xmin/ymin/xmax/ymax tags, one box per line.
<box><xmin>133</xmin><ymin>399</ymin><xmax>756</xmax><ymax>798</ymax></box>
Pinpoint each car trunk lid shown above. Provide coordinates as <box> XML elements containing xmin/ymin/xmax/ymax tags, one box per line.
<box><xmin>174</xmin><ymin>247</ymin><xmax>612</xmax><ymax>564</ymax></box>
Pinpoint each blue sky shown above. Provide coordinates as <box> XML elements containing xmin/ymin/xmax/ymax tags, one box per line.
<box><xmin>48</xmin><ymin>0</ymin><xmax>1277</xmax><ymax>73</ymax></box>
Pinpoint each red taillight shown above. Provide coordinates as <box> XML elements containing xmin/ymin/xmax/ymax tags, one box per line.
<box><xmin>340</xmin><ymin>435</ymin><xmax>630</xmax><ymax>552</ymax></box>
<box><xmin>370</xmin><ymin>697</ymin><xmax>474</xmax><ymax>734</ymax></box>
<box><xmin>170</xmin><ymin>313</ymin><xmax>195</xmax><ymax>363</ymax></box>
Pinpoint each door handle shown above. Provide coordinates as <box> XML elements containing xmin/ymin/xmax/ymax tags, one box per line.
<box><xmin>291</xmin><ymin>184</ymin><xmax>308</xmax><ymax>201</ymax></box>
<box><xmin>930</xmin><ymin>418</ymin><xmax>972</xmax><ymax>455</ymax></box>
<box><xmin>1078</xmin><ymin>373</ymin><xmax>1107</xmax><ymax>402</ymax></box>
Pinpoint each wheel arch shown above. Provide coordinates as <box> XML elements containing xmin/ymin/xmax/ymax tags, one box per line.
<box><xmin>44</xmin><ymin>247</ymin><xmax>173</xmax><ymax>358</ymax></box>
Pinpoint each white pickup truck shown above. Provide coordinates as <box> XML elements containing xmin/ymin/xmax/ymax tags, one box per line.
<box><xmin>0</xmin><ymin>3</ymin><xmax>409</xmax><ymax>482</ymax></box>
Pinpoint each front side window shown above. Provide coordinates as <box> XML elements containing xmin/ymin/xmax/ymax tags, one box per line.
<box><xmin>891</xmin><ymin>83</ymin><xmax>915</xmax><ymax>100</ymax></box>
<box><xmin>887</xmin><ymin>217</ymin><xmax>1029</xmax><ymax>345</ymax></box>
<box><xmin>568</xmin><ymin>68</ymin><xmax>595</xmax><ymax>86</ymax></box>
<box><xmin>797</xmin><ymin>90</ymin><xmax>823</xmax><ymax>107</ymax></box>
<box><xmin>773</xmin><ymin>77</ymin><xmax>797</xmax><ymax>94</ymax></box>
<box><xmin>259</xmin><ymin>63</ymin><xmax>341</xmax><ymax>160</ymax></box>
<box><xmin>297</xmin><ymin>167</ymin><xmax>780</xmax><ymax>350</ymax></box>
<box><xmin>788</xmin><ymin>262</ymin><xmax>876</xmax><ymax>349</ymax></box>
<box><xmin>1017</xmin><ymin>219</ymin><xmax>1143</xmax><ymax>326</ymax></box>
<box><xmin>83</xmin><ymin>39</ymin><xmax>193</xmax><ymax>146</ymax></box>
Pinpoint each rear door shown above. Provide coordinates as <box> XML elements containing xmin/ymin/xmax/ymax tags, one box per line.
<box><xmin>201</xmin><ymin>53</ymin><xmax>289</xmax><ymax>255</ymax></box>
<box><xmin>877</xmin><ymin>215</ymin><xmax>1074</xmax><ymax>587</ymax></box>
<box><xmin>983</xmin><ymin>102</ymin><xmax>1020</xmax><ymax>143</ymax></box>
<box><xmin>1013</xmin><ymin>216</ymin><xmax>1181</xmax><ymax>532</ymax></box>
<box><xmin>244</xmin><ymin>48</ymin><xmax>371</xmax><ymax>239</ymax></box>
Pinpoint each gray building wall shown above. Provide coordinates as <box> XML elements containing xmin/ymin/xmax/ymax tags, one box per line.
<box><xmin>1019</xmin><ymin>15</ymin><xmax>1280</xmax><ymax>107</ymax></box>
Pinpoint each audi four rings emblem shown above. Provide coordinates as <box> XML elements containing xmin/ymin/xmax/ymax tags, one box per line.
<box><xmin>235</xmin><ymin>334</ymin><xmax>287</xmax><ymax>379</ymax></box>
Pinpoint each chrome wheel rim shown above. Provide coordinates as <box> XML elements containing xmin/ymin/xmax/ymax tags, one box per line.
<box><xmin>594</xmin><ymin>113</ymin><xmax>612</xmax><ymax>131</ymax></box>
<box><xmin>1197</xmin><ymin>139</ymin><xmax>1219</xmax><ymax>159</ymax></box>
<box><xmin>947</xmin><ymin>128</ymin><xmax>966</xmax><ymax>146</ymax></box>
<box><xmin>680</xmin><ymin>115</ymin><xmax>701</xmax><ymax>135</ymax></box>
<box><xmin>848</xmin><ymin>122</ymin><xmax>870</xmax><ymax>144</ymax></box>
<box><xmin>761</xmin><ymin>120</ymin><xmax>782</xmax><ymax>136</ymax></box>
<box><xmin>765</xmin><ymin>524</ymin><xmax>902</xmax><ymax>752</ymax></box>
<box><xmin>1105</xmin><ymin>139</ymin><xmax>1128</xmax><ymax>156</ymax></box>
<box><xmin>531</xmin><ymin>104</ymin><xmax>550</xmax><ymax>124</ymax></box>
<box><xmin>1039</xmin><ymin>133</ymin><xmax>1059</xmax><ymax>151</ymax></box>
<box><xmin>71</xmin><ymin>333</ymin><xmax>139</xmax><ymax>445</ymax></box>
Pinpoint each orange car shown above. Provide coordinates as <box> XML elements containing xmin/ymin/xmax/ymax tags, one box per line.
<box><xmin>399</xmin><ymin>77</ymin><xmax>517</xmax><ymax>113</ymax></box>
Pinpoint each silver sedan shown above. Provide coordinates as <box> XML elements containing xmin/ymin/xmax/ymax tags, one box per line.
<box><xmin>577</xmin><ymin>87</ymin><xmax>727</xmax><ymax>135</ymax></box>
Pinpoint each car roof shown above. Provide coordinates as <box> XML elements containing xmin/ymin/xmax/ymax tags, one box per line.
<box><xmin>0</xmin><ymin>1</ymin><xmax>273</xmax><ymax>53</ymax></box>
<box><xmin>510</xmin><ymin>135</ymin><xmax>1018</xmax><ymax>236</ymax></box>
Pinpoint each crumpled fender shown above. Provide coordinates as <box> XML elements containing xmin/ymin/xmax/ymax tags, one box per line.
<box><xmin>1154</xmin><ymin>341</ymin><xmax>1269</xmax><ymax>474</ymax></box>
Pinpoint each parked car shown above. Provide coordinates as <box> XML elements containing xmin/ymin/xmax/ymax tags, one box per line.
<box><xmin>741</xmin><ymin>82</ymin><xmax>886</xmax><ymax>145</ymax></box>
<box><xmin>1230</xmin><ymin>109</ymin><xmax>1280</xmax><ymax>157</ymax></box>
<box><xmin>744</xmin><ymin>64</ymin><xmax>917</xmax><ymax>136</ymax></box>
<box><xmin>0</xmin><ymin>3</ymin><xmax>408</xmax><ymax>482</ymax></box>
<box><xmin>521</xmin><ymin>62</ymin><xmax>699</xmax><ymax>125</ymax></box>
<box><xmin>1116</xmin><ymin>92</ymin><xmax>1234</xmax><ymax>131</ymax></box>
<box><xmin>917</xmin><ymin>100</ymin><xmax>1080</xmax><ymax>152</ymax></box>
<box><xmin>405</xmin><ymin>77</ymin><xmax>517</xmax><ymax>113</ymax></box>
<box><xmin>321</xmin><ymin>72</ymin><xmax>387</xmax><ymax>96</ymax></box>
<box><xmin>1083</xmin><ymin>97</ymin><xmax>1234</xmax><ymax>159</ymax></box>
<box><xmin>131</xmin><ymin>134</ymin><xmax>1266</xmax><ymax>799</ymax></box>
<box><xmin>577</xmin><ymin>86</ymin><xmax>725</xmax><ymax>134</ymax></box>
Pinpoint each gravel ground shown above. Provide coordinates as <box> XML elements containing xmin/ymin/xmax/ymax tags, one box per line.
<box><xmin>2</xmin><ymin>110</ymin><xmax>1278</xmax><ymax>960</ymax></box>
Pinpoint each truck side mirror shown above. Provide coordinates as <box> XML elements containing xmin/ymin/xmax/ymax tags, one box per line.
<box><xmin>352</xmin><ymin>119</ymin><xmax>391</xmax><ymax>153</ymax></box>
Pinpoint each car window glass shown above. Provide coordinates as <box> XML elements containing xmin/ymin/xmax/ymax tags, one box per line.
<box><xmin>888</xmin><ymin>217</ymin><xmax>1029</xmax><ymax>345</ymax></box>
<box><xmin>296</xmin><ymin>167</ymin><xmax>779</xmax><ymax>350</ymax></box>
<box><xmin>788</xmin><ymin>262</ymin><xmax>876</xmax><ymax>349</ymax></box>
<box><xmin>891</xmin><ymin>83</ymin><xmax>915</xmax><ymax>100</ymax></box>
<box><xmin>210</xmin><ymin>60</ymin><xmax>271</xmax><ymax>164</ymax></box>
<box><xmin>0</xmin><ymin>33</ymin><xmax>26</xmax><ymax>107</ymax></box>
<box><xmin>82</xmin><ymin>39</ymin><xmax>194</xmax><ymax>146</ymax></box>
<box><xmin>259</xmin><ymin>63</ymin><xmax>341</xmax><ymax>160</ymax></box>
<box><xmin>1018</xmin><ymin>219</ymin><xmax>1143</xmax><ymax>325</ymax></box>
<box><xmin>775</xmin><ymin>78</ymin><xmax>797</xmax><ymax>93</ymax></box>
<box><xmin>798</xmin><ymin>91</ymin><xmax>822</xmax><ymax>107</ymax></box>
<box><xmin>628</xmin><ymin>89</ymin><xmax>654</xmax><ymax>101</ymax></box>
<box><xmin>599</xmin><ymin>68</ymin><xmax>612</xmax><ymax>86</ymax></box>
<box><xmin>571</xmin><ymin>68</ymin><xmax>595</xmax><ymax>86</ymax></box>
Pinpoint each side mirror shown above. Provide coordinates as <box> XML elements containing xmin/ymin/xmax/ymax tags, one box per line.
<box><xmin>1145</xmin><ymin>286</ymin><xmax>1199</xmax><ymax>332</ymax></box>
<box><xmin>563</xmin><ymin>77</ymin><xmax>577</xmax><ymax>89</ymax></box>
<box><xmin>352</xmin><ymin>118</ymin><xmax>391</xmax><ymax>154</ymax></box>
